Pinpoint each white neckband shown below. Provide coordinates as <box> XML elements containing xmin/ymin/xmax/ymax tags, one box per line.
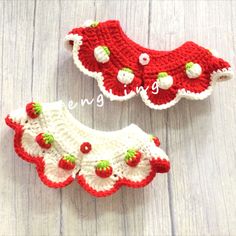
<box><xmin>6</xmin><ymin>101</ymin><xmax>170</xmax><ymax>197</ymax></box>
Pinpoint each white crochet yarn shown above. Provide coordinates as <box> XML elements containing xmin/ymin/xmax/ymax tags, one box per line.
<box><xmin>186</xmin><ymin>63</ymin><xmax>202</xmax><ymax>79</ymax></box>
<box><xmin>8</xmin><ymin>101</ymin><xmax>168</xmax><ymax>192</ymax></box>
<box><xmin>208</xmin><ymin>48</ymin><xmax>219</xmax><ymax>58</ymax></box>
<box><xmin>139</xmin><ymin>53</ymin><xmax>150</xmax><ymax>65</ymax></box>
<box><xmin>64</xmin><ymin>33</ymin><xmax>137</xmax><ymax>101</ymax></box>
<box><xmin>117</xmin><ymin>68</ymin><xmax>135</xmax><ymax>85</ymax></box>
<box><xmin>82</xmin><ymin>19</ymin><xmax>98</xmax><ymax>28</ymax></box>
<box><xmin>94</xmin><ymin>46</ymin><xmax>110</xmax><ymax>63</ymax></box>
<box><xmin>158</xmin><ymin>75</ymin><xmax>173</xmax><ymax>90</ymax></box>
<box><xmin>140</xmin><ymin>67</ymin><xmax>234</xmax><ymax>110</ymax></box>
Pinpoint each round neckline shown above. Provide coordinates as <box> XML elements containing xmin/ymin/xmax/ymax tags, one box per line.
<box><xmin>103</xmin><ymin>20</ymin><xmax>194</xmax><ymax>59</ymax></box>
<box><xmin>46</xmin><ymin>101</ymin><xmax>142</xmax><ymax>138</ymax></box>
<box><xmin>6</xmin><ymin>101</ymin><xmax>170</xmax><ymax>197</ymax></box>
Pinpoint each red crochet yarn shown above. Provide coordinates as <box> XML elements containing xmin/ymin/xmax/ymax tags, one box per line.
<box><xmin>58</xmin><ymin>155</ymin><xmax>76</xmax><ymax>170</ymax></box>
<box><xmin>125</xmin><ymin>150</ymin><xmax>142</xmax><ymax>167</ymax></box>
<box><xmin>150</xmin><ymin>158</ymin><xmax>170</xmax><ymax>173</ymax></box>
<box><xmin>77</xmin><ymin>168</ymin><xmax>157</xmax><ymax>197</ymax></box>
<box><xmin>152</xmin><ymin>136</ymin><xmax>160</xmax><ymax>147</ymax></box>
<box><xmin>35</xmin><ymin>133</ymin><xmax>54</xmax><ymax>149</ymax></box>
<box><xmin>5</xmin><ymin>116</ymin><xmax>74</xmax><ymax>188</ymax></box>
<box><xmin>6</xmin><ymin>114</ymin><xmax>170</xmax><ymax>197</ymax></box>
<box><xmin>65</xmin><ymin>20</ymin><xmax>233</xmax><ymax>109</ymax></box>
<box><xmin>26</xmin><ymin>102</ymin><xmax>42</xmax><ymax>119</ymax></box>
<box><xmin>80</xmin><ymin>142</ymin><xmax>92</xmax><ymax>154</ymax></box>
<box><xmin>5</xmin><ymin>101</ymin><xmax>171</xmax><ymax>197</ymax></box>
<box><xmin>95</xmin><ymin>160</ymin><xmax>113</xmax><ymax>178</ymax></box>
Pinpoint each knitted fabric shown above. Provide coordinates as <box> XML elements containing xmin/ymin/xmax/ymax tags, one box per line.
<box><xmin>5</xmin><ymin>101</ymin><xmax>170</xmax><ymax>197</ymax></box>
<box><xmin>65</xmin><ymin>20</ymin><xmax>234</xmax><ymax>110</ymax></box>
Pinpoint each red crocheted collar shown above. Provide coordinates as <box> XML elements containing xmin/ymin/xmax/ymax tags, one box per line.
<box><xmin>65</xmin><ymin>20</ymin><xmax>233</xmax><ymax>109</ymax></box>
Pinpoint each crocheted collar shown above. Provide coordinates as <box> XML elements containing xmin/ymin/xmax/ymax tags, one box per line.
<box><xmin>65</xmin><ymin>20</ymin><xmax>234</xmax><ymax>110</ymax></box>
<box><xmin>5</xmin><ymin>101</ymin><xmax>170</xmax><ymax>197</ymax></box>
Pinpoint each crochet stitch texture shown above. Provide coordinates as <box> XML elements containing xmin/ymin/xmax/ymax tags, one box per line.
<box><xmin>5</xmin><ymin>101</ymin><xmax>170</xmax><ymax>197</ymax></box>
<box><xmin>65</xmin><ymin>20</ymin><xmax>234</xmax><ymax>110</ymax></box>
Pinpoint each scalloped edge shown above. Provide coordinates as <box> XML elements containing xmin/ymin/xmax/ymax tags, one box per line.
<box><xmin>77</xmin><ymin>156</ymin><xmax>170</xmax><ymax>197</ymax></box>
<box><xmin>65</xmin><ymin>34</ymin><xmax>137</xmax><ymax>102</ymax></box>
<box><xmin>6</xmin><ymin>112</ymin><xmax>170</xmax><ymax>197</ymax></box>
<box><xmin>65</xmin><ymin>33</ymin><xmax>234</xmax><ymax>110</ymax></box>
<box><xmin>5</xmin><ymin>115</ymin><xmax>75</xmax><ymax>188</ymax></box>
<box><xmin>77</xmin><ymin>168</ymin><xmax>157</xmax><ymax>197</ymax></box>
<box><xmin>140</xmin><ymin>67</ymin><xmax>234</xmax><ymax>110</ymax></box>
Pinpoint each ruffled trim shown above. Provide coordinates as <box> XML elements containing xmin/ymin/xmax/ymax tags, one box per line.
<box><xmin>5</xmin><ymin>116</ymin><xmax>74</xmax><ymax>188</ymax></box>
<box><xmin>65</xmin><ymin>34</ymin><xmax>138</xmax><ymax>101</ymax></box>
<box><xmin>77</xmin><ymin>168</ymin><xmax>157</xmax><ymax>197</ymax></box>
<box><xmin>65</xmin><ymin>20</ymin><xmax>234</xmax><ymax>109</ymax></box>
<box><xmin>139</xmin><ymin>67</ymin><xmax>233</xmax><ymax>109</ymax></box>
<box><xmin>5</xmin><ymin>102</ymin><xmax>170</xmax><ymax>197</ymax></box>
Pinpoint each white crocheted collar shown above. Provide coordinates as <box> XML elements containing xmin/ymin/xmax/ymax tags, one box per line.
<box><xmin>6</xmin><ymin>101</ymin><xmax>170</xmax><ymax>197</ymax></box>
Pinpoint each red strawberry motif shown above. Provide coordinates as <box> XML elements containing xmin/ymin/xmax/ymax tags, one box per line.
<box><xmin>151</xmin><ymin>135</ymin><xmax>160</xmax><ymax>147</ymax></box>
<box><xmin>80</xmin><ymin>142</ymin><xmax>92</xmax><ymax>154</ymax></box>
<box><xmin>95</xmin><ymin>160</ymin><xmax>113</xmax><ymax>178</ymax></box>
<box><xmin>26</xmin><ymin>102</ymin><xmax>42</xmax><ymax>119</ymax></box>
<box><xmin>58</xmin><ymin>154</ymin><xmax>76</xmax><ymax>170</ymax></box>
<box><xmin>125</xmin><ymin>149</ymin><xmax>141</xmax><ymax>167</ymax></box>
<box><xmin>35</xmin><ymin>133</ymin><xmax>54</xmax><ymax>149</ymax></box>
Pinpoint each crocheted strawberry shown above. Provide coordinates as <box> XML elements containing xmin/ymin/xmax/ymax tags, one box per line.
<box><xmin>125</xmin><ymin>149</ymin><xmax>141</xmax><ymax>167</ymax></box>
<box><xmin>150</xmin><ymin>135</ymin><xmax>160</xmax><ymax>147</ymax></box>
<box><xmin>157</xmin><ymin>72</ymin><xmax>173</xmax><ymax>90</ymax></box>
<box><xmin>185</xmin><ymin>62</ymin><xmax>202</xmax><ymax>79</ymax></box>
<box><xmin>36</xmin><ymin>133</ymin><xmax>54</xmax><ymax>149</ymax></box>
<box><xmin>117</xmin><ymin>68</ymin><xmax>135</xmax><ymax>85</ymax></box>
<box><xmin>95</xmin><ymin>160</ymin><xmax>113</xmax><ymax>178</ymax></box>
<box><xmin>58</xmin><ymin>154</ymin><xmax>76</xmax><ymax>170</ymax></box>
<box><xmin>26</xmin><ymin>102</ymin><xmax>42</xmax><ymax>119</ymax></box>
<box><xmin>66</xmin><ymin>20</ymin><xmax>233</xmax><ymax>109</ymax></box>
<box><xmin>94</xmin><ymin>46</ymin><xmax>110</xmax><ymax>63</ymax></box>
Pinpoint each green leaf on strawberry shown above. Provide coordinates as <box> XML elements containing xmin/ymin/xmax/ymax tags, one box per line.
<box><xmin>185</xmin><ymin>61</ymin><xmax>194</xmax><ymax>70</ymax></box>
<box><xmin>125</xmin><ymin>149</ymin><xmax>141</xmax><ymax>167</ymax></box>
<box><xmin>102</xmin><ymin>46</ymin><xmax>110</xmax><ymax>56</ymax></box>
<box><xmin>36</xmin><ymin>132</ymin><xmax>54</xmax><ymax>149</ymax></box>
<box><xmin>43</xmin><ymin>133</ymin><xmax>54</xmax><ymax>144</ymax></box>
<box><xmin>58</xmin><ymin>154</ymin><xmax>76</xmax><ymax>170</ymax></box>
<box><xmin>26</xmin><ymin>102</ymin><xmax>42</xmax><ymax>119</ymax></box>
<box><xmin>33</xmin><ymin>103</ymin><xmax>42</xmax><ymax>114</ymax></box>
<box><xmin>95</xmin><ymin>160</ymin><xmax>113</xmax><ymax>178</ymax></box>
<box><xmin>122</xmin><ymin>67</ymin><xmax>133</xmax><ymax>73</ymax></box>
<box><xmin>157</xmin><ymin>72</ymin><xmax>168</xmax><ymax>79</ymax></box>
